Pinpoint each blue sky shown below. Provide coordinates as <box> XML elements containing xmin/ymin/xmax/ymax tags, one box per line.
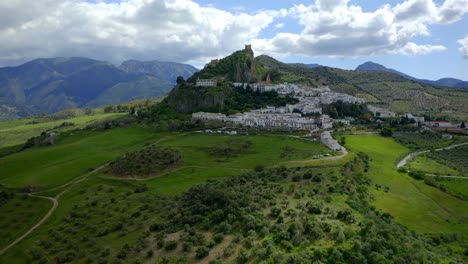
<box><xmin>1</xmin><ymin>0</ymin><xmax>468</xmax><ymax>80</ymax></box>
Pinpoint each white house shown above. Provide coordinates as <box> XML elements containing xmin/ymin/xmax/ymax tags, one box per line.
<box><xmin>196</xmin><ymin>78</ymin><xmax>217</xmax><ymax>87</ymax></box>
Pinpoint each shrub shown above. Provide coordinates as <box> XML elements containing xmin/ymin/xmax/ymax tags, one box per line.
<box><xmin>213</xmin><ymin>233</ymin><xmax>224</xmax><ymax>244</ymax></box>
<box><xmin>164</xmin><ymin>240</ymin><xmax>178</xmax><ymax>251</ymax></box>
<box><xmin>196</xmin><ymin>246</ymin><xmax>209</xmax><ymax>258</ymax></box>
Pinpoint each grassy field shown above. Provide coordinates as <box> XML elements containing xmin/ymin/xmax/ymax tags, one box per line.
<box><xmin>437</xmin><ymin>179</ymin><xmax>468</xmax><ymax>200</ymax></box>
<box><xmin>0</xmin><ymin>195</ymin><xmax>51</xmax><ymax>249</ymax></box>
<box><xmin>406</xmin><ymin>155</ymin><xmax>460</xmax><ymax>176</ymax></box>
<box><xmin>0</xmin><ymin>126</ymin><xmax>165</xmax><ymax>190</ymax></box>
<box><xmin>100</xmin><ymin>133</ymin><xmax>331</xmax><ymax>196</ymax></box>
<box><xmin>346</xmin><ymin>135</ymin><xmax>468</xmax><ymax>234</ymax></box>
<box><xmin>0</xmin><ymin>128</ymin><xmax>335</xmax><ymax>263</ymax></box>
<box><xmin>0</xmin><ymin>113</ymin><xmax>125</xmax><ymax>149</ymax></box>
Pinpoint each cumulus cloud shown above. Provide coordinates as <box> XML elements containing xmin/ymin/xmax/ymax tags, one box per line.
<box><xmin>458</xmin><ymin>36</ymin><xmax>468</xmax><ymax>58</ymax></box>
<box><xmin>0</xmin><ymin>0</ymin><xmax>277</xmax><ymax>66</ymax></box>
<box><xmin>254</xmin><ymin>0</ymin><xmax>467</xmax><ymax>58</ymax></box>
<box><xmin>0</xmin><ymin>0</ymin><xmax>467</xmax><ymax>66</ymax></box>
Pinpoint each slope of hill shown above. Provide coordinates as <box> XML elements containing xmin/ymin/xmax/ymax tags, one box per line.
<box><xmin>257</xmin><ymin>55</ymin><xmax>468</xmax><ymax>120</ymax></box>
<box><xmin>0</xmin><ymin>58</ymin><xmax>197</xmax><ymax>121</ymax></box>
<box><xmin>356</xmin><ymin>61</ymin><xmax>468</xmax><ymax>89</ymax></box>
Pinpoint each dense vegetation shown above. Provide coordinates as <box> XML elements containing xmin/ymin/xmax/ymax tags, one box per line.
<box><xmin>322</xmin><ymin>101</ymin><xmax>369</xmax><ymax>119</ymax></box>
<box><xmin>224</xmin><ymin>87</ymin><xmax>298</xmax><ymax>115</ymax></box>
<box><xmin>392</xmin><ymin>131</ymin><xmax>459</xmax><ymax>150</ymax></box>
<box><xmin>109</xmin><ymin>145</ymin><xmax>181</xmax><ymax>177</ymax></box>
<box><xmin>139</xmin><ymin>82</ymin><xmax>297</xmax><ymax>120</ymax></box>
<box><xmin>426</xmin><ymin>145</ymin><xmax>468</xmax><ymax>176</ymax></box>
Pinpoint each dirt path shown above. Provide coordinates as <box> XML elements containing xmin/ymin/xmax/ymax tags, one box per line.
<box><xmin>0</xmin><ymin>164</ymin><xmax>109</xmax><ymax>256</ymax></box>
<box><xmin>396</xmin><ymin>142</ymin><xmax>468</xmax><ymax>168</ymax></box>
<box><xmin>0</xmin><ymin>134</ymin><xmax>185</xmax><ymax>256</ymax></box>
<box><xmin>0</xmin><ymin>189</ymin><xmax>67</xmax><ymax>256</ymax></box>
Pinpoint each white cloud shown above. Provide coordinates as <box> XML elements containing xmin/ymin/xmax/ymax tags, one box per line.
<box><xmin>253</xmin><ymin>0</ymin><xmax>468</xmax><ymax>58</ymax></box>
<box><xmin>0</xmin><ymin>0</ymin><xmax>276</xmax><ymax>66</ymax></box>
<box><xmin>0</xmin><ymin>0</ymin><xmax>467</xmax><ymax>66</ymax></box>
<box><xmin>458</xmin><ymin>36</ymin><xmax>468</xmax><ymax>58</ymax></box>
<box><xmin>438</xmin><ymin>0</ymin><xmax>468</xmax><ymax>23</ymax></box>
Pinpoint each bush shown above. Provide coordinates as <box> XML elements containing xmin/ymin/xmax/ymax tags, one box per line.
<box><xmin>213</xmin><ymin>233</ymin><xmax>224</xmax><ymax>244</ymax></box>
<box><xmin>164</xmin><ymin>240</ymin><xmax>178</xmax><ymax>251</ymax></box>
<box><xmin>254</xmin><ymin>164</ymin><xmax>265</xmax><ymax>172</ymax></box>
<box><xmin>196</xmin><ymin>246</ymin><xmax>209</xmax><ymax>258</ymax></box>
<box><xmin>183</xmin><ymin>242</ymin><xmax>193</xmax><ymax>252</ymax></box>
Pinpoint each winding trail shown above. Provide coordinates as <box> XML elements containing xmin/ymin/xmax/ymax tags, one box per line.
<box><xmin>0</xmin><ymin>165</ymin><xmax>108</xmax><ymax>256</ymax></box>
<box><xmin>0</xmin><ymin>192</ymin><xmax>63</xmax><ymax>255</ymax></box>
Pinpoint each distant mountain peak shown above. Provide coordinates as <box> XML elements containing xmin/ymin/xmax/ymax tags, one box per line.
<box><xmin>356</xmin><ymin>61</ymin><xmax>388</xmax><ymax>71</ymax></box>
<box><xmin>355</xmin><ymin>61</ymin><xmax>467</xmax><ymax>89</ymax></box>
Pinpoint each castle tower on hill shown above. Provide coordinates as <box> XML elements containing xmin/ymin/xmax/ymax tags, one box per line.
<box><xmin>245</xmin><ymin>44</ymin><xmax>254</xmax><ymax>57</ymax></box>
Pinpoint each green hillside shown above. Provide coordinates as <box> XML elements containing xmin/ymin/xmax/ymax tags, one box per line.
<box><xmin>257</xmin><ymin>55</ymin><xmax>468</xmax><ymax>120</ymax></box>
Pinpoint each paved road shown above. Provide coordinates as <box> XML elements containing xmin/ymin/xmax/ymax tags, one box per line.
<box><xmin>396</xmin><ymin>142</ymin><xmax>468</xmax><ymax>168</ymax></box>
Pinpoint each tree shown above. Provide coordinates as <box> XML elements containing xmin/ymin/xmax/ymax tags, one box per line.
<box><xmin>380</xmin><ymin>127</ymin><xmax>393</xmax><ymax>137</ymax></box>
<box><xmin>176</xmin><ymin>76</ymin><xmax>185</xmax><ymax>84</ymax></box>
<box><xmin>340</xmin><ymin>136</ymin><xmax>346</xmax><ymax>146</ymax></box>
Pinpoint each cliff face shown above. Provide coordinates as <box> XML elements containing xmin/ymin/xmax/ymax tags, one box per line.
<box><xmin>166</xmin><ymin>84</ymin><xmax>230</xmax><ymax>113</ymax></box>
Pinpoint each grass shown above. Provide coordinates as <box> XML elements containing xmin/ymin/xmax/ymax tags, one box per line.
<box><xmin>0</xmin><ymin>163</ymin><xmax>359</xmax><ymax>263</ymax></box>
<box><xmin>0</xmin><ymin>195</ymin><xmax>51</xmax><ymax>249</ymax></box>
<box><xmin>0</xmin><ymin>126</ymin><xmax>165</xmax><ymax>190</ymax></box>
<box><xmin>406</xmin><ymin>155</ymin><xmax>460</xmax><ymax>176</ymax></box>
<box><xmin>0</xmin><ymin>113</ymin><xmax>125</xmax><ymax>148</ymax></box>
<box><xmin>101</xmin><ymin>132</ymin><xmax>331</xmax><ymax>196</ymax></box>
<box><xmin>436</xmin><ymin>179</ymin><xmax>468</xmax><ymax>200</ymax></box>
<box><xmin>346</xmin><ymin>134</ymin><xmax>468</xmax><ymax>234</ymax></box>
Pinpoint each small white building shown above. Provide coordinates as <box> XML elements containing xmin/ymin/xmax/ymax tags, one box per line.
<box><xmin>196</xmin><ymin>78</ymin><xmax>217</xmax><ymax>87</ymax></box>
<box><xmin>425</xmin><ymin>121</ymin><xmax>453</xmax><ymax>128</ymax></box>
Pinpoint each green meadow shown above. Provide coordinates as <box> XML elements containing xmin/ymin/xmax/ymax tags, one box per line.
<box><xmin>346</xmin><ymin>135</ymin><xmax>468</xmax><ymax>234</ymax></box>
<box><xmin>0</xmin><ymin>113</ymin><xmax>124</xmax><ymax>149</ymax></box>
<box><xmin>0</xmin><ymin>126</ymin><xmax>166</xmax><ymax>190</ymax></box>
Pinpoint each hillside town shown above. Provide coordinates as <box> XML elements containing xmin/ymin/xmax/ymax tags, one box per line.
<box><xmin>192</xmin><ymin>84</ymin><xmax>361</xmax><ymax>131</ymax></box>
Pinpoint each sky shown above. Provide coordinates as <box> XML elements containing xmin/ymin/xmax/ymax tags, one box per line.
<box><xmin>0</xmin><ymin>0</ymin><xmax>467</xmax><ymax>80</ymax></box>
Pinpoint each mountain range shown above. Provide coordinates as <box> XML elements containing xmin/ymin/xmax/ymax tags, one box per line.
<box><xmin>0</xmin><ymin>58</ymin><xmax>198</xmax><ymax>121</ymax></box>
<box><xmin>355</xmin><ymin>61</ymin><xmax>468</xmax><ymax>89</ymax></box>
